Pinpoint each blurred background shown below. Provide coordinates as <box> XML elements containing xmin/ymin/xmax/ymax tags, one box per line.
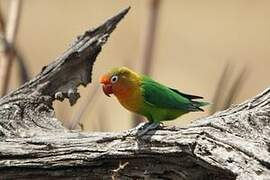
<box><xmin>0</xmin><ymin>0</ymin><xmax>269</xmax><ymax>132</ymax></box>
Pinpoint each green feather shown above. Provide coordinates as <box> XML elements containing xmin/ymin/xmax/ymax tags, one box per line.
<box><xmin>138</xmin><ymin>75</ymin><xmax>208</xmax><ymax>123</ymax></box>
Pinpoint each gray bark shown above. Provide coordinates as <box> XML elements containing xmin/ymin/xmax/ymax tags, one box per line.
<box><xmin>0</xmin><ymin>7</ymin><xmax>269</xmax><ymax>180</ymax></box>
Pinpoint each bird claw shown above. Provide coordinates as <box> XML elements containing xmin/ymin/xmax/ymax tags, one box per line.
<box><xmin>136</xmin><ymin>123</ymin><xmax>160</xmax><ymax>137</ymax></box>
<box><xmin>126</xmin><ymin>122</ymin><xmax>160</xmax><ymax>137</ymax></box>
<box><xmin>134</xmin><ymin>122</ymin><xmax>151</xmax><ymax>130</ymax></box>
<box><xmin>126</xmin><ymin>122</ymin><xmax>148</xmax><ymax>136</ymax></box>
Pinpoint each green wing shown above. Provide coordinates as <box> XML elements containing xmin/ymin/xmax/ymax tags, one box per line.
<box><xmin>141</xmin><ymin>76</ymin><xmax>203</xmax><ymax>111</ymax></box>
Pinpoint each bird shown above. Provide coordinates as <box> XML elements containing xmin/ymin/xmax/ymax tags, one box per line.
<box><xmin>99</xmin><ymin>66</ymin><xmax>208</xmax><ymax>136</ymax></box>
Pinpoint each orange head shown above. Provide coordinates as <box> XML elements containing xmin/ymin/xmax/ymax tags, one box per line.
<box><xmin>99</xmin><ymin>67</ymin><xmax>141</xmax><ymax>98</ymax></box>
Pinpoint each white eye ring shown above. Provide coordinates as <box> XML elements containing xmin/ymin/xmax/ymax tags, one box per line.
<box><xmin>110</xmin><ymin>75</ymin><xmax>118</xmax><ymax>84</ymax></box>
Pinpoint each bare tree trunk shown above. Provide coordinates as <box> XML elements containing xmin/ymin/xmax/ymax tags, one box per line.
<box><xmin>0</xmin><ymin>7</ymin><xmax>269</xmax><ymax>180</ymax></box>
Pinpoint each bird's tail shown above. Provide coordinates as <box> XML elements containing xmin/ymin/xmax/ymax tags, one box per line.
<box><xmin>191</xmin><ymin>101</ymin><xmax>210</xmax><ymax>111</ymax></box>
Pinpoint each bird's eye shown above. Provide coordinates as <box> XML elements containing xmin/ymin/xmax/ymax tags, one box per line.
<box><xmin>110</xmin><ymin>75</ymin><xmax>118</xmax><ymax>84</ymax></box>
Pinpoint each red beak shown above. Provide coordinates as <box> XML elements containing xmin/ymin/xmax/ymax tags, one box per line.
<box><xmin>100</xmin><ymin>75</ymin><xmax>113</xmax><ymax>97</ymax></box>
<box><xmin>102</xmin><ymin>84</ymin><xmax>113</xmax><ymax>97</ymax></box>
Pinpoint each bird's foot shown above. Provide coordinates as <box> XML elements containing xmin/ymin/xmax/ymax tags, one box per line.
<box><xmin>126</xmin><ymin>122</ymin><xmax>149</xmax><ymax>136</ymax></box>
<box><xmin>137</xmin><ymin>122</ymin><xmax>160</xmax><ymax>137</ymax></box>
<box><xmin>134</xmin><ymin>122</ymin><xmax>151</xmax><ymax>130</ymax></box>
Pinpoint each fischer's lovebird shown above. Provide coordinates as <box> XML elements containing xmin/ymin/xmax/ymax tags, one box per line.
<box><xmin>100</xmin><ymin>67</ymin><xmax>208</xmax><ymax>135</ymax></box>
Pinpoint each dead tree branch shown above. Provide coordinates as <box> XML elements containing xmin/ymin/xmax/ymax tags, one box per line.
<box><xmin>0</xmin><ymin>7</ymin><xmax>269</xmax><ymax>180</ymax></box>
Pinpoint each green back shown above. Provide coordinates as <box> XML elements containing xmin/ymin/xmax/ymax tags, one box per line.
<box><xmin>141</xmin><ymin>76</ymin><xmax>202</xmax><ymax>112</ymax></box>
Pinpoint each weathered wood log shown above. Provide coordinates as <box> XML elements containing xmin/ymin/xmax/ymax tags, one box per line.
<box><xmin>0</xmin><ymin>7</ymin><xmax>269</xmax><ymax>180</ymax></box>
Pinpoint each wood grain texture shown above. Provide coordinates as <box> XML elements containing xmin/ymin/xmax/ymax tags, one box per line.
<box><xmin>0</xmin><ymin>7</ymin><xmax>269</xmax><ymax>180</ymax></box>
<box><xmin>0</xmin><ymin>7</ymin><xmax>130</xmax><ymax>137</ymax></box>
